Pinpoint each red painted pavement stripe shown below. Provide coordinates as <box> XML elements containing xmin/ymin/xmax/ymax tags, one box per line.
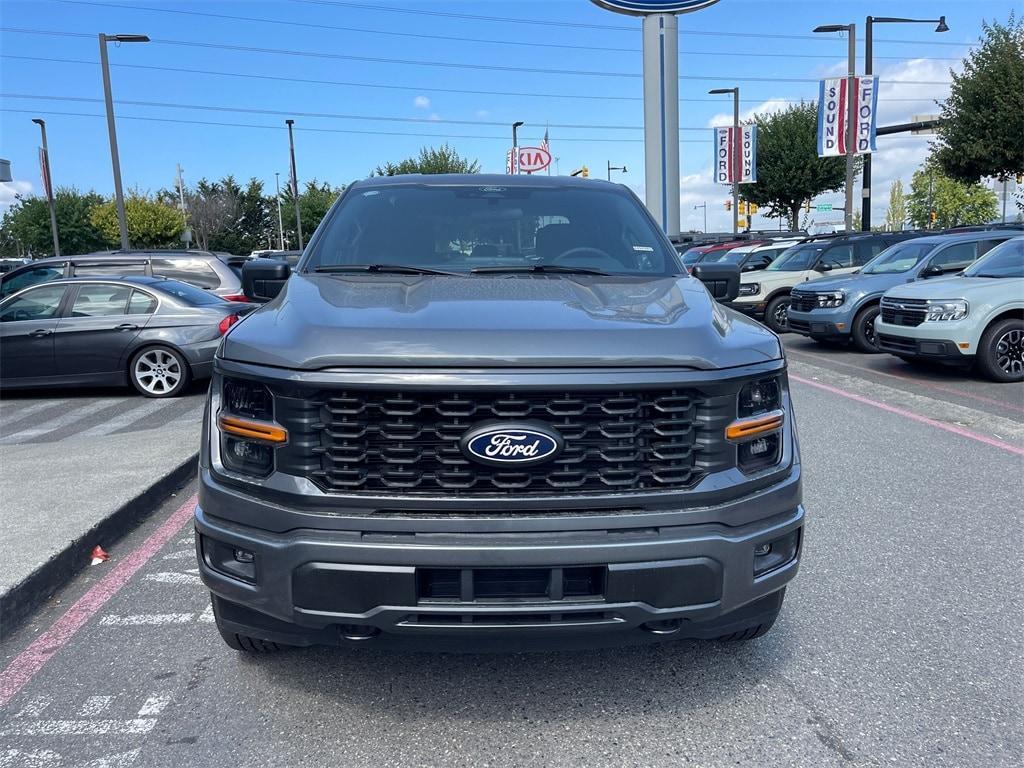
<box><xmin>0</xmin><ymin>495</ymin><xmax>197</xmax><ymax>709</ymax></box>
<box><xmin>791</xmin><ymin>374</ymin><xmax>1024</xmax><ymax>457</ymax></box>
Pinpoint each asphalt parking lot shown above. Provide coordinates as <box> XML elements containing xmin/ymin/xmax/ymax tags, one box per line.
<box><xmin>1</xmin><ymin>346</ymin><xmax>1021</xmax><ymax>768</ymax></box>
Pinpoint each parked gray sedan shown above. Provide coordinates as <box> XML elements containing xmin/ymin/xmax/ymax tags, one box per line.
<box><xmin>0</xmin><ymin>276</ymin><xmax>249</xmax><ymax>397</ymax></box>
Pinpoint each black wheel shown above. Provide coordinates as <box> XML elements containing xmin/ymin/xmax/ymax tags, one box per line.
<box><xmin>211</xmin><ymin>594</ymin><xmax>285</xmax><ymax>653</ymax></box>
<box><xmin>764</xmin><ymin>295</ymin><xmax>791</xmax><ymax>334</ymax></box>
<box><xmin>976</xmin><ymin>318</ymin><xmax>1024</xmax><ymax>382</ymax></box>
<box><xmin>851</xmin><ymin>304</ymin><xmax>882</xmax><ymax>353</ymax></box>
<box><xmin>129</xmin><ymin>345</ymin><xmax>191</xmax><ymax>398</ymax></box>
<box><xmin>714</xmin><ymin>612</ymin><xmax>779</xmax><ymax>642</ymax></box>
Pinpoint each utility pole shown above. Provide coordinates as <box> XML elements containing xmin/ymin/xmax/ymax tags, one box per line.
<box><xmin>709</xmin><ymin>87</ymin><xmax>740</xmax><ymax>235</ymax></box>
<box><xmin>694</xmin><ymin>202</ymin><xmax>707</xmax><ymax>233</ymax></box>
<box><xmin>31</xmin><ymin>118</ymin><xmax>60</xmax><ymax>257</ymax></box>
<box><xmin>175</xmin><ymin>163</ymin><xmax>190</xmax><ymax>249</ymax></box>
<box><xmin>274</xmin><ymin>172</ymin><xmax>286</xmax><ymax>250</ymax></box>
<box><xmin>511</xmin><ymin>121</ymin><xmax>524</xmax><ymax>175</ymax></box>
<box><xmin>285</xmin><ymin>119</ymin><xmax>303</xmax><ymax>250</ymax></box>
<box><xmin>99</xmin><ymin>33</ymin><xmax>149</xmax><ymax>251</ymax></box>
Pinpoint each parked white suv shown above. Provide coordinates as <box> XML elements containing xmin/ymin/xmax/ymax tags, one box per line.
<box><xmin>730</xmin><ymin>233</ymin><xmax>916</xmax><ymax>333</ymax></box>
<box><xmin>876</xmin><ymin>236</ymin><xmax>1024</xmax><ymax>382</ymax></box>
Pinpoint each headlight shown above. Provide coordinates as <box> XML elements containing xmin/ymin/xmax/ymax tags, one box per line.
<box><xmin>816</xmin><ymin>291</ymin><xmax>845</xmax><ymax>308</ymax></box>
<box><xmin>924</xmin><ymin>299</ymin><xmax>968</xmax><ymax>322</ymax></box>
<box><xmin>738</xmin><ymin>282</ymin><xmax>759</xmax><ymax>296</ymax></box>
<box><xmin>731</xmin><ymin>376</ymin><xmax>785</xmax><ymax>474</ymax></box>
<box><xmin>218</xmin><ymin>377</ymin><xmax>284</xmax><ymax>477</ymax></box>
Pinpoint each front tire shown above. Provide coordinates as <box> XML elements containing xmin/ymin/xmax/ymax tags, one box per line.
<box><xmin>976</xmin><ymin>318</ymin><xmax>1024</xmax><ymax>382</ymax></box>
<box><xmin>851</xmin><ymin>304</ymin><xmax>881</xmax><ymax>353</ymax></box>
<box><xmin>129</xmin><ymin>345</ymin><xmax>190</xmax><ymax>398</ymax></box>
<box><xmin>764</xmin><ymin>295</ymin><xmax>791</xmax><ymax>334</ymax></box>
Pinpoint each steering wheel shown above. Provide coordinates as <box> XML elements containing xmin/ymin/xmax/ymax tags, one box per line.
<box><xmin>552</xmin><ymin>246</ymin><xmax>620</xmax><ymax>270</ymax></box>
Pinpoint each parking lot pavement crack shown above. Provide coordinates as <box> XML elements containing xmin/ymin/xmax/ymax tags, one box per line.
<box><xmin>788</xmin><ymin>359</ymin><xmax>1024</xmax><ymax>447</ymax></box>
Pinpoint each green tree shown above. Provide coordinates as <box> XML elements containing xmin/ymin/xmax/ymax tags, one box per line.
<box><xmin>933</xmin><ymin>14</ymin><xmax>1024</xmax><ymax>184</ymax></box>
<box><xmin>884</xmin><ymin>180</ymin><xmax>907</xmax><ymax>231</ymax></box>
<box><xmin>279</xmin><ymin>179</ymin><xmax>344</xmax><ymax>246</ymax></box>
<box><xmin>0</xmin><ymin>188</ymin><xmax>107</xmax><ymax>257</ymax></box>
<box><xmin>374</xmin><ymin>144</ymin><xmax>481</xmax><ymax>176</ymax></box>
<box><xmin>90</xmin><ymin>193</ymin><xmax>184</xmax><ymax>248</ymax></box>
<box><xmin>907</xmin><ymin>160</ymin><xmax>999</xmax><ymax>229</ymax></box>
<box><xmin>738</xmin><ymin>103</ymin><xmax>851</xmax><ymax>228</ymax></box>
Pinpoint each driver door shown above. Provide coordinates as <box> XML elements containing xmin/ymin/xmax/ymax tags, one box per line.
<box><xmin>0</xmin><ymin>284</ymin><xmax>70</xmax><ymax>382</ymax></box>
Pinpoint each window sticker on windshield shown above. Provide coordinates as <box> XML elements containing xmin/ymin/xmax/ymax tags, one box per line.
<box><xmin>633</xmin><ymin>245</ymin><xmax>654</xmax><ymax>252</ymax></box>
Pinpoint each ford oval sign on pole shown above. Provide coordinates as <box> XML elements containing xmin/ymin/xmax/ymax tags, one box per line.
<box><xmin>517</xmin><ymin>147</ymin><xmax>551</xmax><ymax>174</ymax></box>
<box><xmin>590</xmin><ymin>0</ymin><xmax>722</xmax><ymax>237</ymax></box>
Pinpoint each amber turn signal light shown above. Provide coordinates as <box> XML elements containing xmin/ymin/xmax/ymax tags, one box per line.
<box><xmin>725</xmin><ymin>410</ymin><xmax>784</xmax><ymax>442</ymax></box>
<box><xmin>218</xmin><ymin>414</ymin><xmax>288</xmax><ymax>444</ymax></box>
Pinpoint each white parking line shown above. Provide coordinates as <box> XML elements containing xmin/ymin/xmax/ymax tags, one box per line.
<box><xmin>197</xmin><ymin>605</ymin><xmax>214</xmax><ymax>624</ymax></box>
<box><xmin>73</xmin><ymin>399</ymin><xmax>181</xmax><ymax>439</ymax></box>
<box><xmin>136</xmin><ymin>695</ymin><xmax>170</xmax><ymax>718</ymax></box>
<box><xmin>12</xmin><ymin>696</ymin><xmax>51</xmax><ymax>719</ymax></box>
<box><xmin>0</xmin><ymin>400</ymin><xmax>64</xmax><ymax>424</ymax></box>
<box><xmin>161</xmin><ymin>550</ymin><xmax>194</xmax><ymax>561</ymax></box>
<box><xmin>142</xmin><ymin>572</ymin><xmax>202</xmax><ymax>586</ymax></box>
<box><xmin>99</xmin><ymin>614</ymin><xmax>195</xmax><ymax>627</ymax></box>
<box><xmin>0</xmin><ymin>719</ymin><xmax>156</xmax><ymax>736</ymax></box>
<box><xmin>0</xmin><ymin>400</ymin><xmax>123</xmax><ymax>444</ymax></box>
<box><xmin>78</xmin><ymin>696</ymin><xmax>114</xmax><ymax>717</ymax></box>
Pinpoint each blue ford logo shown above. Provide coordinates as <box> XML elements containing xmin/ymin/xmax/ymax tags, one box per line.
<box><xmin>460</xmin><ymin>423</ymin><xmax>563</xmax><ymax>467</ymax></box>
<box><xmin>591</xmin><ymin>0</ymin><xmax>721</xmax><ymax>16</ymax></box>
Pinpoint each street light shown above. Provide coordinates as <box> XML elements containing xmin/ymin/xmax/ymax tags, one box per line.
<box><xmin>511</xmin><ymin>121</ymin><xmax>524</xmax><ymax>174</ymax></box>
<box><xmin>285</xmin><ymin>119</ymin><xmax>303</xmax><ymax>250</ymax></box>
<box><xmin>607</xmin><ymin>162</ymin><xmax>627</xmax><ymax>181</ymax></box>
<box><xmin>694</xmin><ymin>202</ymin><xmax>707</xmax><ymax>234</ymax></box>
<box><xmin>812</xmin><ymin>23</ymin><xmax>856</xmax><ymax>233</ymax></box>
<box><xmin>861</xmin><ymin>14</ymin><xmax>948</xmax><ymax>230</ymax></box>
<box><xmin>31</xmin><ymin>119</ymin><xmax>60</xmax><ymax>257</ymax></box>
<box><xmin>99</xmin><ymin>33</ymin><xmax>149</xmax><ymax>251</ymax></box>
<box><xmin>709</xmin><ymin>87</ymin><xmax>740</xmax><ymax>235</ymax></box>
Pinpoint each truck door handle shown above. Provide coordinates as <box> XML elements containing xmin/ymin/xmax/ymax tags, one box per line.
<box><xmin>115</xmin><ymin>323</ymin><xmax>139</xmax><ymax>331</ymax></box>
<box><xmin>29</xmin><ymin>328</ymin><xmax>53</xmax><ymax>338</ymax></box>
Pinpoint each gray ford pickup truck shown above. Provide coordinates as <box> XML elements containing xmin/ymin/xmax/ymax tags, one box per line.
<box><xmin>196</xmin><ymin>174</ymin><xmax>804</xmax><ymax>652</ymax></box>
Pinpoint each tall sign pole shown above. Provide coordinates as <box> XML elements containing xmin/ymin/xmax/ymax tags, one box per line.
<box><xmin>31</xmin><ymin>118</ymin><xmax>60</xmax><ymax>257</ymax></box>
<box><xmin>592</xmin><ymin>1</ymin><xmax>721</xmax><ymax>238</ymax></box>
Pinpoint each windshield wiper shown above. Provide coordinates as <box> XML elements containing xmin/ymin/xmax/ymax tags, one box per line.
<box><xmin>470</xmin><ymin>264</ymin><xmax>612</xmax><ymax>276</ymax></box>
<box><xmin>313</xmin><ymin>264</ymin><xmax>460</xmax><ymax>276</ymax></box>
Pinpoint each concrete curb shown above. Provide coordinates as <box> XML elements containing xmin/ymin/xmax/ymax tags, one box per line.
<box><xmin>0</xmin><ymin>454</ymin><xmax>198</xmax><ymax>638</ymax></box>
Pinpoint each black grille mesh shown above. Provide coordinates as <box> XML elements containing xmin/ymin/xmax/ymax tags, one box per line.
<box><xmin>880</xmin><ymin>298</ymin><xmax>927</xmax><ymax>327</ymax></box>
<box><xmin>280</xmin><ymin>388</ymin><xmax>718</xmax><ymax>496</ymax></box>
<box><xmin>789</xmin><ymin>293</ymin><xmax>818</xmax><ymax>313</ymax></box>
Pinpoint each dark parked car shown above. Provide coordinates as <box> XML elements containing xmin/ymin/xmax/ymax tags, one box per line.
<box><xmin>0</xmin><ymin>250</ymin><xmax>248</xmax><ymax>303</ymax></box>
<box><xmin>198</xmin><ymin>174</ymin><xmax>803</xmax><ymax>652</ymax></box>
<box><xmin>0</xmin><ymin>276</ymin><xmax>248</xmax><ymax>397</ymax></box>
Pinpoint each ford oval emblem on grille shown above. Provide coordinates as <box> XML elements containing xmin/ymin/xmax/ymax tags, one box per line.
<box><xmin>460</xmin><ymin>423</ymin><xmax>564</xmax><ymax>467</ymax></box>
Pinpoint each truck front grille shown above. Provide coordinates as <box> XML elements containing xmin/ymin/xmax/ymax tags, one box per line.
<box><xmin>275</xmin><ymin>386</ymin><xmax>729</xmax><ymax>496</ymax></box>
<box><xmin>789</xmin><ymin>293</ymin><xmax>818</xmax><ymax>313</ymax></box>
<box><xmin>881</xmin><ymin>297</ymin><xmax>927</xmax><ymax>327</ymax></box>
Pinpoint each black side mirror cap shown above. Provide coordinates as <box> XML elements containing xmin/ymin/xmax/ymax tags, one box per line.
<box><xmin>242</xmin><ymin>258</ymin><xmax>291</xmax><ymax>303</ymax></box>
<box><xmin>691</xmin><ymin>262</ymin><xmax>741</xmax><ymax>302</ymax></box>
<box><xmin>816</xmin><ymin>262</ymin><xmax>833</xmax><ymax>272</ymax></box>
<box><xmin>921</xmin><ymin>264</ymin><xmax>945</xmax><ymax>278</ymax></box>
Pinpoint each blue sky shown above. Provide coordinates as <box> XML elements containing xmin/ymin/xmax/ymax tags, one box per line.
<box><xmin>0</xmin><ymin>0</ymin><xmax>1014</xmax><ymax>232</ymax></box>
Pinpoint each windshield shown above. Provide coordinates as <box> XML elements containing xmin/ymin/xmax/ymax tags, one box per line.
<box><xmin>680</xmin><ymin>247</ymin><xmax>705</xmax><ymax>265</ymax></box>
<box><xmin>861</xmin><ymin>241</ymin><xmax>937</xmax><ymax>274</ymax></box>
<box><xmin>766</xmin><ymin>243</ymin><xmax>827</xmax><ymax>271</ymax></box>
<box><xmin>305</xmin><ymin>185</ymin><xmax>681</xmax><ymax>277</ymax></box>
<box><xmin>961</xmin><ymin>238</ymin><xmax>1024</xmax><ymax>278</ymax></box>
<box><xmin>703</xmin><ymin>248</ymin><xmax>749</xmax><ymax>265</ymax></box>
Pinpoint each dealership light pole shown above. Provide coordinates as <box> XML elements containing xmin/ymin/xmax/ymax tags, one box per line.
<box><xmin>285</xmin><ymin>119</ymin><xmax>304</xmax><ymax>250</ymax></box>
<box><xmin>861</xmin><ymin>15</ymin><xmax>948</xmax><ymax>230</ymax></box>
<box><xmin>31</xmin><ymin>118</ymin><xmax>60</xmax><ymax>257</ymax></box>
<box><xmin>274</xmin><ymin>172</ymin><xmax>286</xmax><ymax>250</ymax></box>
<box><xmin>511</xmin><ymin>121</ymin><xmax>524</xmax><ymax>174</ymax></box>
<box><xmin>607</xmin><ymin>162</ymin><xmax>627</xmax><ymax>181</ymax></box>
<box><xmin>694</xmin><ymin>202</ymin><xmax>707</xmax><ymax>233</ymax></box>
<box><xmin>99</xmin><ymin>33</ymin><xmax>148</xmax><ymax>251</ymax></box>
<box><xmin>709</xmin><ymin>87</ymin><xmax>740</xmax><ymax>235</ymax></box>
<box><xmin>813</xmin><ymin>23</ymin><xmax>857</xmax><ymax>232</ymax></box>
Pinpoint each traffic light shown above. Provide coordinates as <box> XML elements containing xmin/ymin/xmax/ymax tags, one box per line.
<box><xmin>581</xmin><ymin>165</ymin><xmax>589</xmax><ymax>178</ymax></box>
<box><xmin>724</xmin><ymin>200</ymin><xmax>732</xmax><ymax>211</ymax></box>
<box><xmin>749</xmin><ymin>203</ymin><xmax>759</xmax><ymax>215</ymax></box>
<box><xmin>737</xmin><ymin>216</ymin><xmax>748</xmax><ymax>229</ymax></box>
<box><xmin>804</xmin><ymin>200</ymin><xmax>812</xmax><ymax>213</ymax></box>
<box><xmin>738</xmin><ymin>201</ymin><xmax>747</xmax><ymax>216</ymax></box>
<box><xmin>930</xmin><ymin>211</ymin><xmax>937</xmax><ymax>226</ymax></box>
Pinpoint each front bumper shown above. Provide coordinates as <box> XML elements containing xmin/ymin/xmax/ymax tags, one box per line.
<box><xmin>195</xmin><ymin>463</ymin><xmax>804</xmax><ymax>646</ymax></box>
<box><xmin>787</xmin><ymin>307</ymin><xmax>850</xmax><ymax>340</ymax></box>
<box><xmin>726</xmin><ymin>300</ymin><xmax>765</xmax><ymax>320</ymax></box>
<box><xmin>875</xmin><ymin>319</ymin><xmax>972</xmax><ymax>362</ymax></box>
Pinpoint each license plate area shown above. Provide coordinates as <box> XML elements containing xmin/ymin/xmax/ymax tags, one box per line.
<box><xmin>417</xmin><ymin>566</ymin><xmax>605</xmax><ymax>603</ymax></box>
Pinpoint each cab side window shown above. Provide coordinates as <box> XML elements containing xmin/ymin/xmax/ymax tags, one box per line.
<box><xmin>978</xmin><ymin>239</ymin><xmax>1005</xmax><ymax>256</ymax></box>
<box><xmin>69</xmin><ymin>285</ymin><xmax>133</xmax><ymax>317</ymax></box>
<box><xmin>128</xmin><ymin>290</ymin><xmax>158</xmax><ymax>315</ymax></box>
<box><xmin>821</xmin><ymin>244</ymin><xmax>855</xmax><ymax>268</ymax></box>
<box><xmin>929</xmin><ymin>242</ymin><xmax>978</xmax><ymax>271</ymax></box>
<box><xmin>0</xmin><ymin>285</ymin><xmax>67</xmax><ymax>322</ymax></box>
<box><xmin>150</xmin><ymin>258</ymin><xmax>221</xmax><ymax>290</ymax></box>
<box><xmin>854</xmin><ymin>240</ymin><xmax>886</xmax><ymax>265</ymax></box>
<box><xmin>73</xmin><ymin>263</ymin><xmax>147</xmax><ymax>277</ymax></box>
<box><xmin>0</xmin><ymin>266</ymin><xmax>64</xmax><ymax>298</ymax></box>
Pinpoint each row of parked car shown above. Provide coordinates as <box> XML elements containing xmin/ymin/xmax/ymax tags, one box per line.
<box><xmin>678</xmin><ymin>228</ymin><xmax>1023</xmax><ymax>382</ymax></box>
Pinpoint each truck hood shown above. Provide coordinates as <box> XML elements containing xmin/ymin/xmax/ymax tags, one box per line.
<box><xmin>221</xmin><ymin>273</ymin><xmax>782</xmax><ymax>370</ymax></box>
<box><xmin>884</xmin><ymin>275</ymin><xmax>1013</xmax><ymax>300</ymax></box>
<box><xmin>800</xmin><ymin>271</ymin><xmax>909</xmax><ymax>295</ymax></box>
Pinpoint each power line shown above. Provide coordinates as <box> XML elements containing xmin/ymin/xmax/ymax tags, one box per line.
<box><xmin>290</xmin><ymin>0</ymin><xmax>976</xmax><ymax>46</ymax></box>
<box><xmin>50</xmin><ymin>0</ymin><xmax>964</xmax><ymax>62</ymax></box>
<box><xmin>0</xmin><ymin>28</ymin><xmax>955</xmax><ymax>85</ymax></box>
<box><xmin>0</xmin><ymin>55</ymin><xmax>949</xmax><ymax>106</ymax></box>
<box><xmin>0</xmin><ymin>107</ymin><xmax>932</xmax><ymax>144</ymax></box>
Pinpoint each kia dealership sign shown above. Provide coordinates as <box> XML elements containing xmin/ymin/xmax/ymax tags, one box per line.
<box><xmin>591</xmin><ymin>0</ymin><xmax>721</xmax><ymax>15</ymax></box>
<box><xmin>516</xmin><ymin>147</ymin><xmax>551</xmax><ymax>174</ymax></box>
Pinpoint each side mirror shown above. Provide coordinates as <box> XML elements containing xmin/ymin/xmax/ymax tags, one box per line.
<box><xmin>921</xmin><ymin>264</ymin><xmax>944</xmax><ymax>278</ymax></box>
<box><xmin>816</xmin><ymin>261</ymin><xmax>834</xmax><ymax>272</ymax></box>
<box><xmin>242</xmin><ymin>258</ymin><xmax>291</xmax><ymax>302</ymax></box>
<box><xmin>691</xmin><ymin>262</ymin><xmax>741</xmax><ymax>303</ymax></box>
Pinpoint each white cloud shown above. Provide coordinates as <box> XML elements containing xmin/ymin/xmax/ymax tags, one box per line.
<box><xmin>707</xmin><ymin>98</ymin><xmax>791</xmax><ymax>128</ymax></box>
<box><xmin>428</xmin><ymin>113</ymin><xmax>441</xmax><ymax>122</ymax></box>
<box><xmin>0</xmin><ymin>179</ymin><xmax>34</xmax><ymax>213</ymax></box>
<box><xmin>413</xmin><ymin>95</ymin><xmax>431</xmax><ymax>109</ymax></box>
<box><xmin>475</xmin><ymin>109</ymin><xmax>491</xmax><ymax>119</ymax></box>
